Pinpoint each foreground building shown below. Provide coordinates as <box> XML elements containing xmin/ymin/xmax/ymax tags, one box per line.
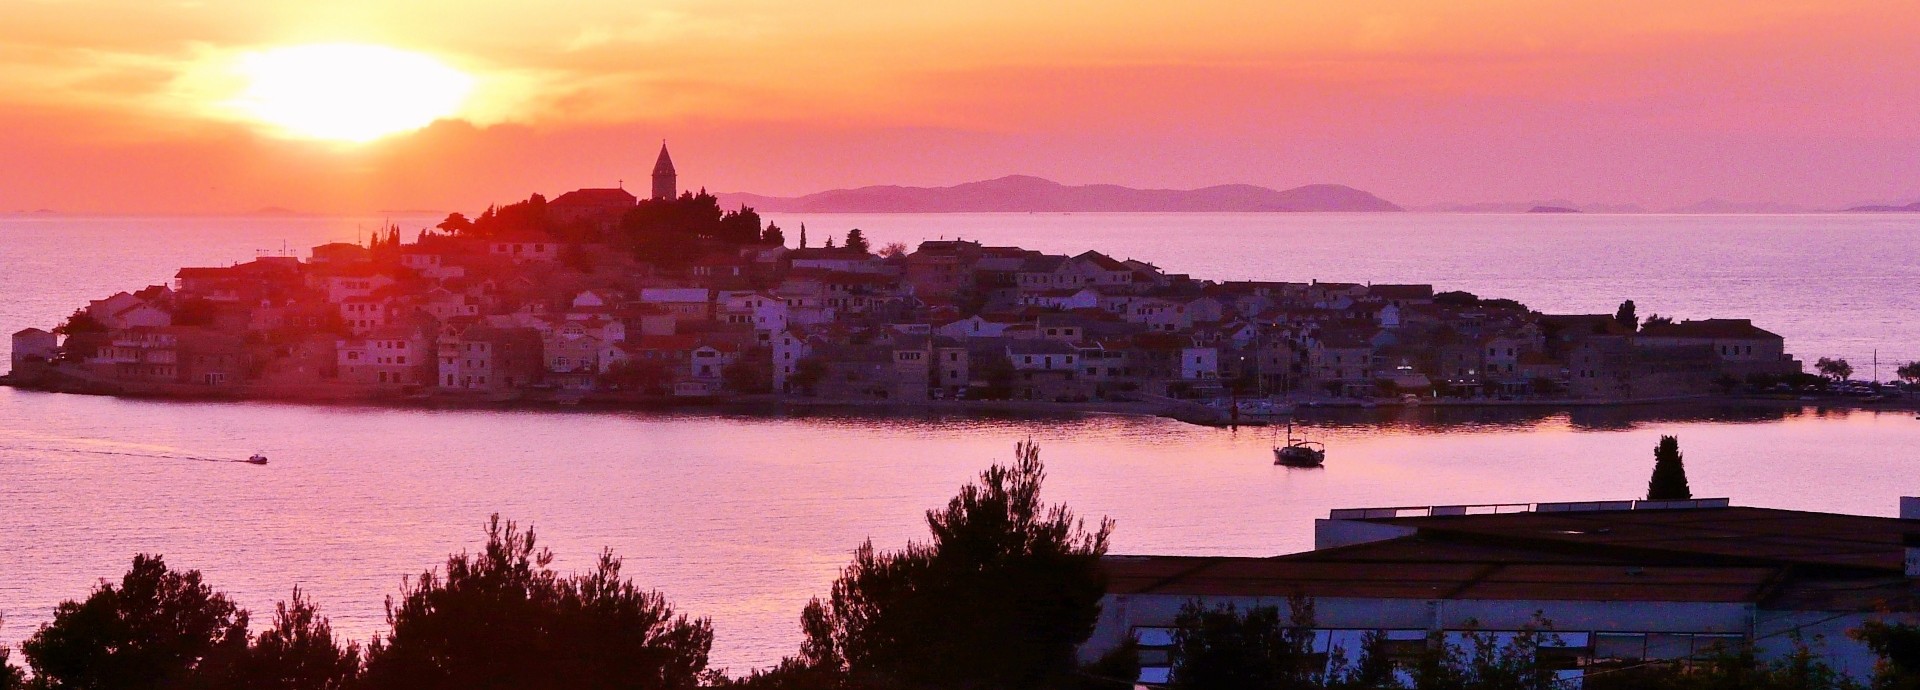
<box><xmin>1088</xmin><ymin>498</ymin><xmax>1920</xmax><ymax>686</ymax></box>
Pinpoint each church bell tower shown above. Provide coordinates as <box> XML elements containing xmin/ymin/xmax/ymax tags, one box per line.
<box><xmin>651</xmin><ymin>142</ymin><xmax>677</xmax><ymax>201</ymax></box>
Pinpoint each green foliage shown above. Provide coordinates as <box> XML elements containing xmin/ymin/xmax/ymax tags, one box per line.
<box><xmin>1434</xmin><ymin>291</ymin><xmax>1479</xmax><ymax>306</ymax></box>
<box><xmin>1078</xmin><ymin>637</ymin><xmax>1142</xmax><ymax>690</ymax></box>
<box><xmin>22</xmin><ymin>554</ymin><xmax>250</xmax><ymax>690</ymax></box>
<box><xmin>1168</xmin><ymin>597</ymin><xmax>1321</xmax><ymax>690</ymax></box>
<box><xmin>1616</xmin><ymin>300</ymin><xmax>1639</xmax><ymax>331</ymax></box>
<box><xmin>1</xmin><ymin>615</ymin><xmax>23</xmax><ymax>690</ymax></box>
<box><xmin>361</xmin><ymin>515</ymin><xmax>713</xmax><ymax>690</ymax></box>
<box><xmin>1854</xmin><ymin>621</ymin><xmax>1920</xmax><ymax>690</ymax></box>
<box><xmin>436</xmin><ymin>212</ymin><xmax>473</xmax><ymax>235</ymax></box>
<box><xmin>1584</xmin><ymin>635</ymin><xmax>1859</xmax><ymax>690</ymax></box>
<box><xmin>1645</xmin><ymin>314</ymin><xmax>1675</xmax><ymax>327</ymax></box>
<box><xmin>724</xmin><ymin>348</ymin><xmax>774</xmax><ymax>394</ymax></box>
<box><xmin>52</xmin><ymin>309</ymin><xmax>106</xmax><ymax>336</ymax></box>
<box><xmin>976</xmin><ymin>355</ymin><xmax>1017</xmax><ymax>400</ymax></box>
<box><xmin>1816</xmin><ymin>357</ymin><xmax>1855</xmax><ymax>382</ymax></box>
<box><xmin>787</xmin><ymin>357</ymin><xmax>826</xmax><ymax>396</ymax></box>
<box><xmin>1414</xmin><ymin>621</ymin><xmax>1563</xmax><ymax>690</ymax></box>
<box><xmin>843</xmin><ymin>229</ymin><xmax>871</xmax><ymax>255</ymax></box>
<box><xmin>762</xmin><ymin>223</ymin><xmax>786</xmax><ymax>246</ymax></box>
<box><xmin>617</xmin><ymin>192</ymin><xmax>764</xmax><ymax>265</ymax></box>
<box><xmin>214</xmin><ymin>588</ymin><xmax>361</xmax><ymax>690</ymax></box>
<box><xmin>1648</xmin><ymin>435</ymin><xmax>1693</xmax><ymax>500</ymax></box>
<box><xmin>470</xmin><ymin>195</ymin><xmax>552</xmax><ymax>240</ymax></box>
<box><xmin>171</xmin><ymin>298</ymin><xmax>221</xmax><ymax>328</ymax></box>
<box><xmin>600</xmin><ymin>360</ymin><xmax>671</xmax><ymax>394</ymax></box>
<box><xmin>1895</xmin><ymin>362</ymin><xmax>1920</xmax><ymax>386</ymax></box>
<box><xmin>798</xmin><ymin>441</ymin><xmax>1113</xmax><ymax>690</ymax></box>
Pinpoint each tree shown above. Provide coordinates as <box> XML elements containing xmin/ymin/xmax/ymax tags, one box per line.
<box><xmin>600</xmin><ymin>360</ymin><xmax>671</xmax><ymax>394</ymax></box>
<box><xmin>798</xmin><ymin>224</ymin><xmax>808</xmax><ymax>248</ymax></box>
<box><xmin>843</xmin><ymin>229</ymin><xmax>871</xmax><ymax>255</ymax></box>
<box><xmin>798</xmin><ymin>441</ymin><xmax>1113</xmax><ymax>690</ymax></box>
<box><xmin>217</xmin><ymin>588</ymin><xmax>362</xmax><ymax>690</ymax></box>
<box><xmin>172</xmin><ymin>298</ymin><xmax>222</xmax><ymax>327</ymax></box>
<box><xmin>1816</xmin><ymin>357</ymin><xmax>1854</xmax><ymax>383</ymax></box>
<box><xmin>1896</xmin><ymin>362</ymin><xmax>1920</xmax><ymax>387</ymax></box>
<box><xmin>723</xmin><ymin>348</ymin><xmax>774</xmax><ymax>394</ymax></box>
<box><xmin>762</xmin><ymin>223</ymin><xmax>787</xmax><ymax>246</ymax></box>
<box><xmin>1615</xmin><ymin>300</ymin><xmax>1638</xmax><ymax>331</ymax></box>
<box><xmin>1434</xmin><ymin>290</ymin><xmax>1479</xmax><ymax>306</ymax></box>
<box><xmin>1</xmin><ymin>615</ymin><xmax>23</xmax><ymax>690</ymax></box>
<box><xmin>1647</xmin><ymin>435</ymin><xmax>1692</xmax><ymax>501</ymax></box>
<box><xmin>437</xmin><ymin>212</ymin><xmax>473</xmax><ymax>235</ymax></box>
<box><xmin>361</xmin><ymin>515</ymin><xmax>712</xmax><ymax>690</ymax></box>
<box><xmin>878</xmin><ymin>242</ymin><xmax>909</xmax><ymax>259</ymax></box>
<box><xmin>1168</xmin><ymin>597</ymin><xmax>1321</xmax><ymax>690</ymax></box>
<box><xmin>1854</xmin><ymin>621</ymin><xmax>1920</xmax><ymax>690</ymax></box>
<box><xmin>23</xmin><ymin>554</ymin><xmax>250</xmax><ymax>690</ymax></box>
<box><xmin>787</xmin><ymin>358</ymin><xmax>826</xmax><ymax>396</ymax></box>
<box><xmin>1644</xmin><ymin>314</ymin><xmax>1674</xmax><ymax>328</ymax></box>
<box><xmin>52</xmin><ymin>309</ymin><xmax>106</xmax><ymax>336</ymax></box>
<box><xmin>1415</xmin><ymin>618</ymin><xmax>1563</xmax><ymax>690</ymax></box>
<box><xmin>976</xmin><ymin>355</ymin><xmax>1017</xmax><ymax>400</ymax></box>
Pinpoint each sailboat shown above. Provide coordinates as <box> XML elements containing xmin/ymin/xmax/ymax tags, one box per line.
<box><xmin>1272</xmin><ymin>419</ymin><xmax>1326</xmax><ymax>467</ymax></box>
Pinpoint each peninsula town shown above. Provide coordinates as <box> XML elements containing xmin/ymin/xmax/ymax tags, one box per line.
<box><xmin>5</xmin><ymin>147</ymin><xmax>1807</xmax><ymax>415</ymax></box>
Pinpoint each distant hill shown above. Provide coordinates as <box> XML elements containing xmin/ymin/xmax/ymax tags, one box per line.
<box><xmin>1664</xmin><ymin>199</ymin><xmax>1807</xmax><ymax>214</ymax></box>
<box><xmin>715</xmin><ymin>175</ymin><xmax>1401</xmax><ymax>213</ymax></box>
<box><xmin>1410</xmin><ymin>200</ymin><xmax>1646</xmax><ymax>213</ymax></box>
<box><xmin>1844</xmin><ymin>201</ymin><xmax>1920</xmax><ymax>212</ymax></box>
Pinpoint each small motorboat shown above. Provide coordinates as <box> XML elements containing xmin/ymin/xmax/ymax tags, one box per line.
<box><xmin>1272</xmin><ymin>420</ymin><xmax>1326</xmax><ymax>467</ymax></box>
<box><xmin>244</xmin><ymin>453</ymin><xmax>269</xmax><ymax>465</ymax></box>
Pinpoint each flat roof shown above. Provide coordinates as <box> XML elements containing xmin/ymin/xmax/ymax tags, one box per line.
<box><xmin>1358</xmin><ymin>506</ymin><xmax>1913</xmax><ymax>572</ymax></box>
<box><xmin>1106</xmin><ymin>506</ymin><xmax>1920</xmax><ymax>610</ymax></box>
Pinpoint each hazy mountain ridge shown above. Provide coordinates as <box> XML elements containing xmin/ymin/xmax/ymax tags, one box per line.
<box><xmin>1844</xmin><ymin>200</ymin><xmax>1920</xmax><ymax>212</ymax></box>
<box><xmin>715</xmin><ymin>175</ymin><xmax>1402</xmax><ymax>213</ymax></box>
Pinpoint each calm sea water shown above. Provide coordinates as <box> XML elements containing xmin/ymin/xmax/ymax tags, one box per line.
<box><xmin>3</xmin><ymin>213</ymin><xmax>1919</xmax><ymax>668</ymax></box>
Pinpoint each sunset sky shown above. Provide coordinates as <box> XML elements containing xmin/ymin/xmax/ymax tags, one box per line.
<box><xmin>4</xmin><ymin>0</ymin><xmax>1917</xmax><ymax>214</ymax></box>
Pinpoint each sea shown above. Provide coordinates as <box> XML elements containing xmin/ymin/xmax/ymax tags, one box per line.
<box><xmin>2</xmin><ymin>212</ymin><xmax>1918</xmax><ymax>669</ymax></box>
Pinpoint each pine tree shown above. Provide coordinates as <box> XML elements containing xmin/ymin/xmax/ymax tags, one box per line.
<box><xmin>844</xmin><ymin>228</ymin><xmax>870</xmax><ymax>254</ymax></box>
<box><xmin>1647</xmin><ymin>435</ymin><xmax>1692</xmax><ymax>500</ymax></box>
<box><xmin>1615</xmin><ymin>300</ymin><xmax>1638</xmax><ymax>331</ymax></box>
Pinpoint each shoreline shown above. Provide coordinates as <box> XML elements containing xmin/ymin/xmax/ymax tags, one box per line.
<box><xmin>7</xmin><ymin>370</ymin><xmax>1914</xmax><ymax>424</ymax></box>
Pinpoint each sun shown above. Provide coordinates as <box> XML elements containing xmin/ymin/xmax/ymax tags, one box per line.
<box><xmin>228</xmin><ymin>44</ymin><xmax>475</xmax><ymax>143</ymax></box>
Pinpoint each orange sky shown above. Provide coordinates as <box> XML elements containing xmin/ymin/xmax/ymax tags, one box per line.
<box><xmin>3</xmin><ymin>0</ymin><xmax>1918</xmax><ymax>213</ymax></box>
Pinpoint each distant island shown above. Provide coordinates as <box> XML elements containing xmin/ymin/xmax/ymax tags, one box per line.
<box><xmin>714</xmin><ymin>175</ymin><xmax>1401</xmax><ymax>213</ymax></box>
<box><xmin>6</xmin><ymin>145</ymin><xmax>1821</xmax><ymax>428</ymax></box>
<box><xmin>1845</xmin><ymin>201</ymin><xmax>1920</xmax><ymax>212</ymax></box>
<box><xmin>1526</xmin><ymin>206</ymin><xmax>1580</xmax><ymax>214</ymax></box>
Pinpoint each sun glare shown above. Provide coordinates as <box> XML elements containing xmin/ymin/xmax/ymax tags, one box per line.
<box><xmin>229</xmin><ymin>44</ymin><xmax>474</xmax><ymax>143</ymax></box>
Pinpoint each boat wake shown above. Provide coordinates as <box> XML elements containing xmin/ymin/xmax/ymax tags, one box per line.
<box><xmin>0</xmin><ymin>443</ymin><xmax>258</xmax><ymax>465</ymax></box>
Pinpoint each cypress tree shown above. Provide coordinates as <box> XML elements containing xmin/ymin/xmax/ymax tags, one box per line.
<box><xmin>1647</xmin><ymin>435</ymin><xmax>1692</xmax><ymax>500</ymax></box>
